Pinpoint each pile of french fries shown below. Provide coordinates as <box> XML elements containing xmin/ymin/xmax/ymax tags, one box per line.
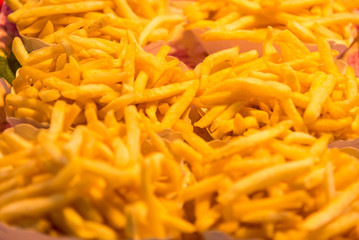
<box><xmin>0</xmin><ymin>103</ymin><xmax>195</xmax><ymax>239</ymax></box>
<box><xmin>184</xmin><ymin>0</ymin><xmax>359</xmax><ymax>45</ymax></box>
<box><xmin>1</xmin><ymin>0</ymin><xmax>359</xmax><ymax>240</ymax></box>
<box><xmin>7</xmin><ymin>35</ymin><xmax>198</xmax><ymax>129</ymax></box>
<box><xmin>7</xmin><ymin>0</ymin><xmax>183</xmax><ymax>46</ymax></box>
<box><xmin>195</xmin><ymin>28</ymin><xmax>359</xmax><ymax>140</ymax></box>
<box><xmin>171</xmin><ymin>119</ymin><xmax>359</xmax><ymax>240</ymax></box>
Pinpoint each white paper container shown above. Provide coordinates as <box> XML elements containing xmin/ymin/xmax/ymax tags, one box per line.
<box><xmin>192</xmin><ymin>27</ymin><xmax>358</xmax><ymax>57</ymax></box>
<box><xmin>20</xmin><ymin>35</ymin><xmax>50</xmax><ymax>53</ymax></box>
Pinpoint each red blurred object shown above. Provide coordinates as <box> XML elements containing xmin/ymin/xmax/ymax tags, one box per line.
<box><xmin>0</xmin><ymin>122</ymin><xmax>10</xmax><ymax>132</ymax></box>
<box><xmin>0</xmin><ymin>0</ymin><xmax>3</xmax><ymax>11</ymax></box>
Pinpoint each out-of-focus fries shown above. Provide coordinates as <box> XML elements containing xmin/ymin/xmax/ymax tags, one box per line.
<box><xmin>184</xmin><ymin>0</ymin><xmax>359</xmax><ymax>46</ymax></box>
<box><xmin>0</xmin><ymin>104</ymin><xmax>194</xmax><ymax>239</ymax></box>
<box><xmin>194</xmin><ymin>29</ymin><xmax>359</xmax><ymax>140</ymax></box>
<box><xmin>8</xmin><ymin>0</ymin><xmax>183</xmax><ymax>46</ymax></box>
<box><xmin>7</xmin><ymin>35</ymin><xmax>195</xmax><ymax>129</ymax></box>
<box><xmin>2</xmin><ymin>95</ymin><xmax>359</xmax><ymax>240</ymax></box>
<box><xmin>170</xmin><ymin>119</ymin><xmax>359</xmax><ymax>240</ymax></box>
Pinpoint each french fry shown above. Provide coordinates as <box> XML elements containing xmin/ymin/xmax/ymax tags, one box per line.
<box><xmin>11</xmin><ymin>37</ymin><xmax>29</xmax><ymax>66</ymax></box>
<box><xmin>209</xmin><ymin>121</ymin><xmax>293</xmax><ymax>161</ymax></box>
<box><xmin>218</xmin><ymin>158</ymin><xmax>313</xmax><ymax>204</ymax></box>
<box><xmin>9</xmin><ymin>1</ymin><xmax>110</xmax><ymax>22</ymax></box>
<box><xmin>302</xmin><ymin>181</ymin><xmax>359</xmax><ymax>231</ymax></box>
<box><xmin>139</xmin><ymin>15</ymin><xmax>184</xmax><ymax>46</ymax></box>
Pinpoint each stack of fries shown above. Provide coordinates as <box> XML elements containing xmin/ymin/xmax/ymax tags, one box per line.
<box><xmin>0</xmin><ymin>103</ymin><xmax>195</xmax><ymax>239</ymax></box>
<box><xmin>184</xmin><ymin>0</ymin><xmax>359</xmax><ymax>45</ymax></box>
<box><xmin>1</xmin><ymin>0</ymin><xmax>359</xmax><ymax>240</ymax></box>
<box><xmin>171</xmin><ymin>119</ymin><xmax>359</xmax><ymax>240</ymax></box>
<box><xmin>194</xmin><ymin>28</ymin><xmax>359</xmax><ymax>140</ymax></box>
<box><xmin>7</xmin><ymin>35</ymin><xmax>197</xmax><ymax>129</ymax></box>
<box><xmin>7</xmin><ymin>0</ymin><xmax>183</xmax><ymax>46</ymax></box>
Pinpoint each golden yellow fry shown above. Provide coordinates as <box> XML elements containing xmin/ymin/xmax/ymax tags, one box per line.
<box><xmin>135</xmin><ymin>80</ymin><xmax>195</xmax><ymax>103</ymax></box>
<box><xmin>292</xmin><ymin>92</ymin><xmax>310</xmax><ymax>109</ymax></box>
<box><xmin>51</xmin><ymin>16</ymin><xmax>83</xmax><ymax>25</ymax></box>
<box><xmin>161</xmin><ymin>80</ymin><xmax>199</xmax><ymax>129</ymax></box>
<box><xmin>203</xmin><ymin>77</ymin><xmax>292</xmax><ymax>101</ymax></box>
<box><xmin>287</xmin><ymin>20</ymin><xmax>316</xmax><ymax>43</ymax></box>
<box><xmin>276</xmin><ymin>30</ymin><xmax>310</xmax><ymax>60</ymax></box>
<box><xmin>228</xmin><ymin>0</ymin><xmax>261</xmax><ymax>13</ymax></box>
<box><xmin>9</xmin><ymin>1</ymin><xmax>110</xmax><ymax>22</ymax></box>
<box><xmin>12</xmin><ymin>37</ymin><xmax>29</xmax><ymax>66</ymax></box>
<box><xmin>174</xmin><ymin>120</ymin><xmax>214</xmax><ymax>156</ymax></box>
<box><xmin>139</xmin><ymin>15</ymin><xmax>184</xmax><ymax>46</ymax></box>
<box><xmin>270</xmin><ymin>140</ymin><xmax>310</xmax><ymax>160</ymax></box>
<box><xmin>313</xmin><ymin>212</ymin><xmax>359</xmax><ymax>240</ymax></box>
<box><xmin>44</xmin><ymin>20</ymin><xmax>87</xmax><ymax>43</ymax></box>
<box><xmin>224</xmin><ymin>155</ymin><xmax>285</xmax><ymax>173</ymax></box>
<box><xmin>83</xmin><ymin>70</ymin><xmax>128</xmax><ymax>85</ymax></box>
<box><xmin>50</xmin><ymin>209</ymin><xmax>94</xmax><ymax>239</ymax></box>
<box><xmin>95</xmin><ymin>201</ymin><xmax>125</xmax><ymax>229</ymax></box>
<box><xmin>25</xmin><ymin>44</ymin><xmax>65</xmax><ymax>66</ymax></box>
<box><xmin>5</xmin><ymin>0</ymin><xmax>23</xmax><ymax>11</ymax></box>
<box><xmin>1</xmin><ymin>130</ymin><xmax>33</xmax><ymax>151</ymax></box>
<box><xmin>170</xmin><ymin>139</ymin><xmax>204</xmax><ymax>168</ymax></box>
<box><xmin>248</xmin><ymin>71</ymin><xmax>279</xmax><ymax>82</ymax></box>
<box><xmin>279</xmin><ymin>0</ymin><xmax>326</xmax><ymax>11</ymax></box>
<box><xmin>211</xmin><ymin>102</ymin><xmax>244</xmax><ymax>131</ymax></box>
<box><xmin>14</xmin><ymin>108</ymin><xmax>47</xmax><ymax>123</ymax></box>
<box><xmin>241</xmin><ymin>210</ymin><xmax>298</xmax><ymax>223</ymax></box>
<box><xmin>38</xmin><ymin>20</ymin><xmax>54</xmax><ymax>39</ymax></box>
<box><xmin>113</xmin><ymin>0</ymin><xmax>139</xmax><ymax>21</ymax></box>
<box><xmin>134</xmin><ymin>71</ymin><xmax>149</xmax><ymax>94</ymax></box>
<box><xmin>0</xmin><ymin>176</ymin><xmax>24</xmax><ymax>195</ymax></box>
<box><xmin>305</xmin><ymin>13</ymin><xmax>359</xmax><ymax>27</ymax></box>
<box><xmin>61</xmin><ymin>84</ymin><xmax>114</xmax><ymax>101</ymax></box>
<box><xmin>308</xmin><ymin>117</ymin><xmax>352</xmax><ymax>132</ymax></box>
<box><xmin>124</xmin><ymin>105</ymin><xmax>140</xmax><ymax>162</ymax></box>
<box><xmin>195</xmin><ymin>105</ymin><xmax>227</xmax><ymax>128</ymax></box>
<box><xmin>209</xmin><ymin>121</ymin><xmax>293</xmax><ymax>161</ymax></box>
<box><xmin>85</xmin><ymin>221</ymin><xmax>118</xmax><ymax>240</ymax></box>
<box><xmin>99</xmin><ymin>93</ymin><xmax>135</xmax><ymax>118</ymax></box>
<box><xmin>200</xmin><ymin>46</ymin><xmax>239</xmax><ymax>90</ymax></box>
<box><xmin>284</xmin><ymin>132</ymin><xmax>317</xmax><ymax>145</ymax></box>
<box><xmin>218</xmin><ymin>158</ymin><xmax>313</xmax><ymax>204</ymax></box>
<box><xmin>0</xmin><ymin>191</ymin><xmax>77</xmax><ymax>222</ymax></box>
<box><xmin>122</xmin><ymin>42</ymin><xmax>136</xmax><ymax>93</ymax></box>
<box><xmin>182</xmin><ymin>174</ymin><xmax>224</xmax><ymax>201</ymax></box>
<box><xmin>83</xmin><ymin>159</ymin><xmax>138</xmax><ymax>187</ymax></box>
<box><xmin>280</xmin><ymin>99</ymin><xmax>307</xmax><ymax>132</ymax></box>
<box><xmin>48</xmin><ymin>100</ymin><xmax>67</xmax><ymax>140</ymax></box>
<box><xmin>43</xmin><ymin>76</ymin><xmax>74</xmax><ymax>92</ymax></box>
<box><xmin>100</xmin><ymin>26</ymin><xmax>127</xmax><ymax>40</ymax></box>
<box><xmin>302</xmin><ymin>181</ymin><xmax>359</xmax><ymax>231</ymax></box>
<box><xmin>324</xmin><ymin>161</ymin><xmax>336</xmax><ymax>201</ymax></box>
<box><xmin>304</xmin><ymin>75</ymin><xmax>336</xmax><ymax>124</ymax></box>
<box><xmin>6</xmin><ymin>94</ymin><xmax>53</xmax><ymax>118</ymax></box>
<box><xmin>317</xmin><ymin>37</ymin><xmax>340</xmax><ymax>75</ymax></box>
<box><xmin>67</xmin><ymin>35</ymin><xmax>118</xmax><ymax>54</ymax></box>
<box><xmin>232</xmin><ymin>190</ymin><xmax>310</xmax><ymax>217</ymax></box>
<box><xmin>68</xmin><ymin>56</ymin><xmax>80</xmax><ymax>85</ymax></box>
<box><xmin>161</xmin><ymin>214</ymin><xmax>196</xmax><ymax>234</ymax></box>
